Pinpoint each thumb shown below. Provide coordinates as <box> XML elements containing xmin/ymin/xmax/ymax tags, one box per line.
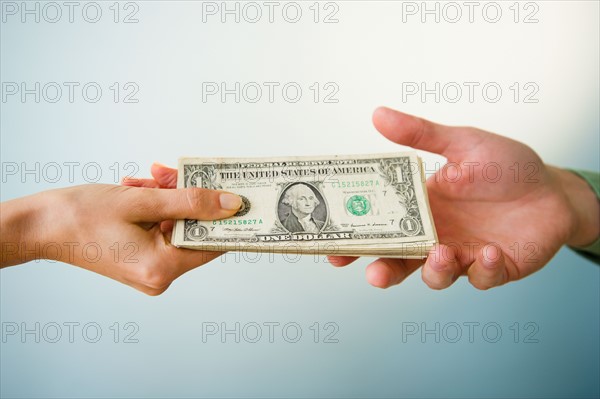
<box><xmin>373</xmin><ymin>106</ymin><xmax>464</xmax><ymax>159</ymax></box>
<box><xmin>126</xmin><ymin>187</ymin><xmax>242</xmax><ymax>222</ymax></box>
<box><xmin>151</xmin><ymin>162</ymin><xmax>178</xmax><ymax>188</ymax></box>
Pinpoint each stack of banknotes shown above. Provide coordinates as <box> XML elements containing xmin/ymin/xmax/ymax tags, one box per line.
<box><xmin>172</xmin><ymin>152</ymin><xmax>437</xmax><ymax>258</ymax></box>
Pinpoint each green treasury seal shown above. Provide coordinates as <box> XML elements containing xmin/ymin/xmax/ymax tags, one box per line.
<box><xmin>346</xmin><ymin>195</ymin><xmax>370</xmax><ymax>216</ymax></box>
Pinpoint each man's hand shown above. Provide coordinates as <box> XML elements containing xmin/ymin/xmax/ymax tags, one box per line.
<box><xmin>329</xmin><ymin>107</ymin><xmax>599</xmax><ymax>290</ymax></box>
<box><xmin>0</xmin><ymin>184</ymin><xmax>242</xmax><ymax>295</ymax></box>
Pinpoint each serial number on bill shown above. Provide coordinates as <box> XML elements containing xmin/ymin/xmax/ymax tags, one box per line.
<box><xmin>212</xmin><ymin>219</ymin><xmax>264</xmax><ymax>225</ymax></box>
<box><xmin>330</xmin><ymin>180</ymin><xmax>380</xmax><ymax>189</ymax></box>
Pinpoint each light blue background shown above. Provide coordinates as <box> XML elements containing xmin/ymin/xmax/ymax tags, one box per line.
<box><xmin>1</xmin><ymin>1</ymin><xmax>599</xmax><ymax>398</ymax></box>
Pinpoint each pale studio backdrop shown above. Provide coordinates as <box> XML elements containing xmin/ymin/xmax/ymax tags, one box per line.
<box><xmin>1</xmin><ymin>1</ymin><xmax>599</xmax><ymax>398</ymax></box>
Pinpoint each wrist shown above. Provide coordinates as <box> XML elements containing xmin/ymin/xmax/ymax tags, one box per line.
<box><xmin>0</xmin><ymin>191</ymin><xmax>57</xmax><ymax>267</ymax></box>
<box><xmin>552</xmin><ymin>167</ymin><xmax>600</xmax><ymax>248</ymax></box>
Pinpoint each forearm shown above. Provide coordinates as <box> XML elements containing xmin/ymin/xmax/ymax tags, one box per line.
<box><xmin>0</xmin><ymin>193</ymin><xmax>50</xmax><ymax>267</ymax></box>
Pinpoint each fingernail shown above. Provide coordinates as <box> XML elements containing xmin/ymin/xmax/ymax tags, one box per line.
<box><xmin>219</xmin><ymin>193</ymin><xmax>242</xmax><ymax>211</ymax></box>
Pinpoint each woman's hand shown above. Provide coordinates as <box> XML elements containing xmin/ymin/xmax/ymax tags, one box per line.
<box><xmin>0</xmin><ymin>184</ymin><xmax>242</xmax><ymax>295</ymax></box>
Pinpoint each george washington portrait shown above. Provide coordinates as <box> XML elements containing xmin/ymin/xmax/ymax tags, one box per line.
<box><xmin>277</xmin><ymin>183</ymin><xmax>327</xmax><ymax>234</ymax></box>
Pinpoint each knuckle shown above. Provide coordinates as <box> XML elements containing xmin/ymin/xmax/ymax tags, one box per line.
<box><xmin>136</xmin><ymin>264</ymin><xmax>173</xmax><ymax>290</ymax></box>
<box><xmin>469</xmin><ymin>276</ymin><xmax>494</xmax><ymax>291</ymax></box>
<box><xmin>422</xmin><ymin>267</ymin><xmax>452</xmax><ymax>290</ymax></box>
<box><xmin>422</xmin><ymin>274</ymin><xmax>446</xmax><ymax>290</ymax></box>
<box><xmin>141</xmin><ymin>286</ymin><xmax>169</xmax><ymax>296</ymax></box>
<box><xmin>185</xmin><ymin>188</ymin><xmax>214</xmax><ymax>214</ymax></box>
<box><xmin>370</xmin><ymin>281</ymin><xmax>389</xmax><ymax>289</ymax></box>
<box><xmin>186</xmin><ymin>188</ymin><xmax>211</xmax><ymax>204</ymax></box>
<box><xmin>129</xmin><ymin>191</ymin><xmax>160</xmax><ymax>218</ymax></box>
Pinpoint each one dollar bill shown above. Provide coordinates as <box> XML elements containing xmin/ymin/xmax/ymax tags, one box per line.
<box><xmin>172</xmin><ymin>153</ymin><xmax>437</xmax><ymax>258</ymax></box>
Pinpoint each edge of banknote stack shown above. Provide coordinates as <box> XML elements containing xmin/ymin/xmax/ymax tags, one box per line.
<box><xmin>172</xmin><ymin>152</ymin><xmax>438</xmax><ymax>258</ymax></box>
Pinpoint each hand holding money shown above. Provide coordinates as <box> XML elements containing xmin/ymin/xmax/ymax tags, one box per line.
<box><xmin>0</xmin><ymin>183</ymin><xmax>240</xmax><ymax>295</ymax></box>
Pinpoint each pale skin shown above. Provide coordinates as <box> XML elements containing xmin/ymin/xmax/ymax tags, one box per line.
<box><xmin>123</xmin><ymin>107</ymin><xmax>600</xmax><ymax>290</ymax></box>
<box><xmin>1</xmin><ymin>107</ymin><xmax>598</xmax><ymax>293</ymax></box>
<box><xmin>0</xmin><ymin>184</ymin><xmax>242</xmax><ymax>295</ymax></box>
